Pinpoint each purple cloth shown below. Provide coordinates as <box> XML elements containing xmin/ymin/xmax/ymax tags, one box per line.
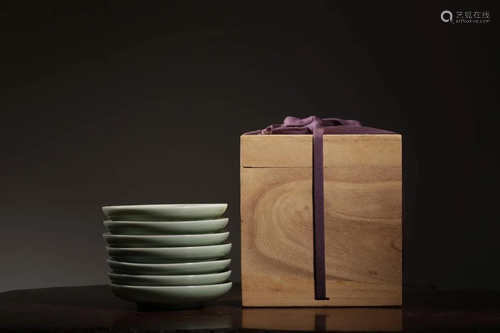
<box><xmin>244</xmin><ymin>116</ymin><xmax>394</xmax><ymax>135</ymax></box>
<box><xmin>244</xmin><ymin>116</ymin><xmax>396</xmax><ymax>301</ymax></box>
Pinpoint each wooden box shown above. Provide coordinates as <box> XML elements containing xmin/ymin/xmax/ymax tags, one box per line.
<box><xmin>240</xmin><ymin>134</ymin><xmax>402</xmax><ymax>307</ymax></box>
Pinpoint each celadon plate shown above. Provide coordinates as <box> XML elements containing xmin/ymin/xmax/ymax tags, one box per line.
<box><xmin>103</xmin><ymin>218</ymin><xmax>228</xmax><ymax>235</ymax></box>
<box><xmin>102</xmin><ymin>204</ymin><xmax>227</xmax><ymax>221</ymax></box>
<box><xmin>103</xmin><ymin>231</ymin><xmax>229</xmax><ymax>247</ymax></box>
<box><xmin>106</xmin><ymin>243</ymin><xmax>232</xmax><ymax>263</ymax></box>
<box><xmin>108</xmin><ymin>270</ymin><xmax>231</xmax><ymax>286</ymax></box>
<box><xmin>107</xmin><ymin>258</ymin><xmax>231</xmax><ymax>275</ymax></box>
<box><xmin>110</xmin><ymin>282</ymin><xmax>232</xmax><ymax>307</ymax></box>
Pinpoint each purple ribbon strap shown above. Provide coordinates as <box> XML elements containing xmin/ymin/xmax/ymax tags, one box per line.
<box><xmin>245</xmin><ymin>116</ymin><xmax>395</xmax><ymax>300</ymax></box>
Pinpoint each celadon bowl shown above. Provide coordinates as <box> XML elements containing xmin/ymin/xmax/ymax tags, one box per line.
<box><xmin>107</xmin><ymin>258</ymin><xmax>231</xmax><ymax>275</ymax></box>
<box><xmin>102</xmin><ymin>204</ymin><xmax>227</xmax><ymax>221</ymax></box>
<box><xmin>108</xmin><ymin>270</ymin><xmax>231</xmax><ymax>286</ymax></box>
<box><xmin>110</xmin><ymin>282</ymin><xmax>232</xmax><ymax>309</ymax></box>
<box><xmin>103</xmin><ymin>231</ymin><xmax>229</xmax><ymax>247</ymax></box>
<box><xmin>103</xmin><ymin>218</ymin><xmax>228</xmax><ymax>235</ymax></box>
<box><xmin>106</xmin><ymin>243</ymin><xmax>232</xmax><ymax>263</ymax></box>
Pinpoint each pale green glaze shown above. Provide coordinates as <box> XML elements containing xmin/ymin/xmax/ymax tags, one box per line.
<box><xmin>110</xmin><ymin>282</ymin><xmax>232</xmax><ymax>305</ymax></box>
<box><xmin>103</xmin><ymin>218</ymin><xmax>228</xmax><ymax>235</ymax></box>
<box><xmin>102</xmin><ymin>204</ymin><xmax>227</xmax><ymax>221</ymax></box>
<box><xmin>107</xmin><ymin>258</ymin><xmax>231</xmax><ymax>275</ymax></box>
<box><xmin>103</xmin><ymin>231</ymin><xmax>229</xmax><ymax>247</ymax></box>
<box><xmin>106</xmin><ymin>243</ymin><xmax>232</xmax><ymax>263</ymax></box>
<box><xmin>108</xmin><ymin>270</ymin><xmax>231</xmax><ymax>286</ymax></box>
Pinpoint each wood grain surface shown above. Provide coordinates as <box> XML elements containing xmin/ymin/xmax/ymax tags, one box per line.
<box><xmin>240</xmin><ymin>134</ymin><xmax>402</xmax><ymax>307</ymax></box>
<box><xmin>241</xmin><ymin>134</ymin><xmax>401</xmax><ymax>168</ymax></box>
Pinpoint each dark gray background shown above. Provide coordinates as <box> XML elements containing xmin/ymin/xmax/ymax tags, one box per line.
<box><xmin>0</xmin><ymin>0</ymin><xmax>498</xmax><ymax>293</ymax></box>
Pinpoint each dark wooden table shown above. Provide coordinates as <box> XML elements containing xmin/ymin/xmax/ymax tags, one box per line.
<box><xmin>0</xmin><ymin>283</ymin><xmax>499</xmax><ymax>332</ymax></box>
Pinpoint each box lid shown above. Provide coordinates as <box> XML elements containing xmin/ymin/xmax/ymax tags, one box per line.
<box><xmin>241</xmin><ymin>134</ymin><xmax>401</xmax><ymax>168</ymax></box>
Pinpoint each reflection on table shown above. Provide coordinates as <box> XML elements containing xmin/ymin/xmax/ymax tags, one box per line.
<box><xmin>242</xmin><ymin>307</ymin><xmax>402</xmax><ymax>332</ymax></box>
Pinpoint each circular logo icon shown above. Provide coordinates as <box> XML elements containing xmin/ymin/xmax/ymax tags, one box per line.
<box><xmin>441</xmin><ymin>10</ymin><xmax>453</xmax><ymax>23</ymax></box>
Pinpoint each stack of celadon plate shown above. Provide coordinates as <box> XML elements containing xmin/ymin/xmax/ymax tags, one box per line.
<box><xmin>102</xmin><ymin>204</ymin><xmax>232</xmax><ymax>310</ymax></box>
